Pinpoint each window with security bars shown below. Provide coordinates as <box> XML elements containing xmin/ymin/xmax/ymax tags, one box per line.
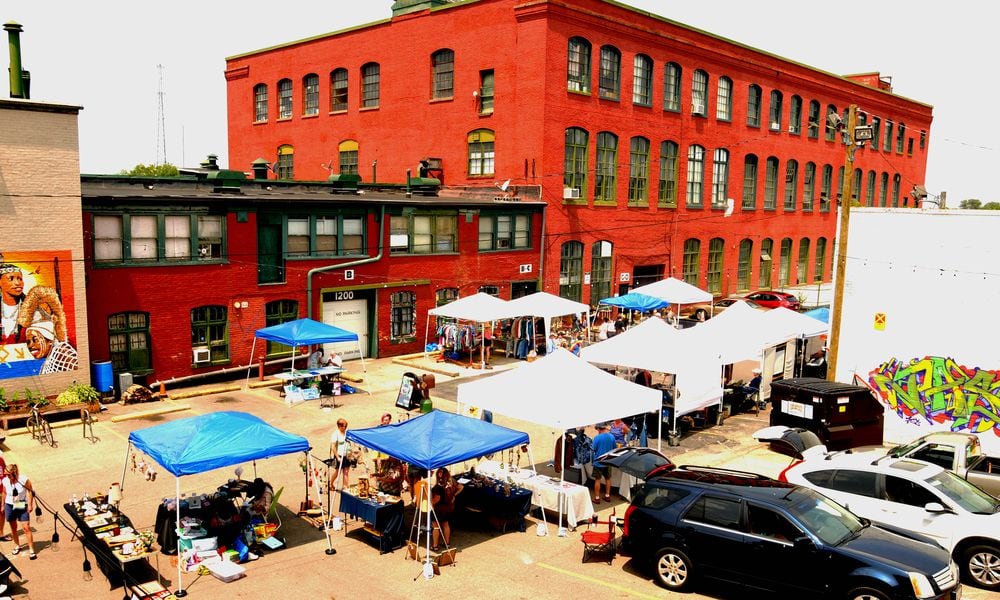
<box><xmin>564</xmin><ymin>127</ymin><xmax>588</xmax><ymax>200</ymax></box>
<box><xmin>711</xmin><ymin>148</ymin><xmax>729</xmax><ymax>209</ymax></box>
<box><xmin>814</xmin><ymin>238</ymin><xmax>826</xmax><ymax>282</ymax></box>
<box><xmin>390</xmin><ymin>291</ymin><xmax>416</xmax><ymax>341</ymax></box>
<box><xmin>658</xmin><ymin>140</ymin><xmax>678</xmax><ymax>207</ymax></box>
<box><xmin>559</xmin><ymin>241</ymin><xmax>584</xmax><ymax>301</ymax></box>
<box><xmin>742</xmin><ymin>155</ymin><xmax>758</xmax><ymax>209</ymax></box>
<box><xmin>758</xmin><ymin>239</ymin><xmax>773</xmax><ymax>289</ymax></box>
<box><xmin>663</xmin><ymin>62</ymin><xmax>681</xmax><ymax>111</ymax></box>
<box><xmin>682</xmin><ymin>238</ymin><xmax>701</xmax><ymax>286</ymax></box>
<box><xmin>595</xmin><ymin>132</ymin><xmax>618</xmax><ymax>203</ymax></box>
<box><xmin>716</xmin><ymin>76</ymin><xmax>732</xmax><ymax>120</ymax></box>
<box><xmin>763</xmin><ymin>157</ymin><xmax>778</xmax><ymax>210</ymax></box>
<box><xmin>278</xmin><ymin>79</ymin><xmax>292</xmax><ymax>119</ymax></box>
<box><xmin>778</xmin><ymin>238</ymin><xmax>792</xmax><ymax>286</ymax></box>
<box><xmin>598</xmin><ymin>45</ymin><xmax>620</xmax><ymax>100</ymax></box>
<box><xmin>432</xmin><ymin>49</ymin><xmax>454</xmax><ymax>99</ymax></box>
<box><xmin>633</xmin><ymin>55</ymin><xmax>652</xmax><ymax>106</ymax></box>
<box><xmin>253</xmin><ymin>84</ymin><xmax>268</xmax><ymax>122</ymax></box>
<box><xmin>747</xmin><ymin>85</ymin><xmax>762</xmax><ymax>127</ymax></box>
<box><xmin>567</xmin><ymin>37</ymin><xmax>591</xmax><ymax>93</ymax></box>
<box><xmin>803</xmin><ymin>163</ymin><xmax>815</xmax><ymax>211</ymax></box>
<box><xmin>707</xmin><ymin>238</ymin><xmax>724</xmax><ymax>294</ymax></box>
<box><xmin>784</xmin><ymin>160</ymin><xmax>798</xmax><ymax>211</ymax></box>
<box><xmin>361</xmin><ymin>63</ymin><xmax>379</xmax><ymax>108</ymax></box>
<box><xmin>191</xmin><ymin>305</ymin><xmax>228</xmax><ymax>364</ymax></box>
<box><xmin>797</xmin><ymin>239</ymin><xmax>810</xmax><ymax>284</ymax></box>
<box><xmin>737</xmin><ymin>239</ymin><xmax>752</xmax><ymax>291</ymax></box>
<box><xmin>303</xmin><ymin>73</ymin><xmax>319</xmax><ymax>116</ymax></box>
<box><xmin>628</xmin><ymin>137</ymin><xmax>649</xmax><ymax>206</ymax></box>
<box><xmin>108</xmin><ymin>312</ymin><xmax>151</xmax><ymax>373</ymax></box>
<box><xmin>264</xmin><ymin>300</ymin><xmax>298</xmax><ymax>357</ymax></box>
<box><xmin>686</xmin><ymin>145</ymin><xmax>704</xmax><ymax>208</ymax></box>
<box><xmin>590</xmin><ymin>241</ymin><xmax>613</xmax><ymax>307</ymax></box>
<box><xmin>330</xmin><ymin>69</ymin><xmax>348</xmax><ymax>112</ymax></box>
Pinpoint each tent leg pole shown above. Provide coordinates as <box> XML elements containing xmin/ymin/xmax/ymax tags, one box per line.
<box><xmin>245</xmin><ymin>338</ymin><xmax>257</xmax><ymax>390</ymax></box>
<box><xmin>557</xmin><ymin>432</ymin><xmax>567</xmax><ymax>537</ymax></box>
<box><xmin>174</xmin><ymin>476</ymin><xmax>186</xmax><ymax>597</ymax></box>
<box><xmin>118</xmin><ymin>443</ymin><xmax>131</xmax><ymax>493</ymax></box>
<box><xmin>310</xmin><ymin>454</ymin><xmax>336</xmax><ymax>556</ymax></box>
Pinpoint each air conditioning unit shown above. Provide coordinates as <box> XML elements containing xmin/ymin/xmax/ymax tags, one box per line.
<box><xmin>563</xmin><ymin>187</ymin><xmax>581</xmax><ymax>199</ymax></box>
<box><xmin>693</xmin><ymin>103</ymin><xmax>705</xmax><ymax>115</ymax></box>
<box><xmin>192</xmin><ymin>346</ymin><xmax>211</xmax><ymax>364</ymax></box>
<box><xmin>770</xmin><ymin>122</ymin><xmax>781</xmax><ymax>130</ymax></box>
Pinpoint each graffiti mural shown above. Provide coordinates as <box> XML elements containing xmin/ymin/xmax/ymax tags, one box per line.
<box><xmin>0</xmin><ymin>251</ymin><xmax>78</xmax><ymax>378</ymax></box>
<box><xmin>869</xmin><ymin>356</ymin><xmax>1000</xmax><ymax>436</ymax></box>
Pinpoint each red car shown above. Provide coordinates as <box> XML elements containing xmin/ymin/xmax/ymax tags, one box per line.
<box><xmin>743</xmin><ymin>290</ymin><xmax>801</xmax><ymax>310</ymax></box>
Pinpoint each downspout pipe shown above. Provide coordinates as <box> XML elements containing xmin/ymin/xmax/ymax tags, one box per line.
<box><xmin>307</xmin><ymin>205</ymin><xmax>386</xmax><ymax>319</ymax></box>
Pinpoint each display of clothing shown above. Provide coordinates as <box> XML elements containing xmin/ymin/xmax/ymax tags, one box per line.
<box><xmin>436</xmin><ymin>323</ymin><xmax>480</xmax><ymax>352</ymax></box>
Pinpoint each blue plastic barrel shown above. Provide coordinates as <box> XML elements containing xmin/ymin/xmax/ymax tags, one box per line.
<box><xmin>92</xmin><ymin>361</ymin><xmax>114</xmax><ymax>392</ymax></box>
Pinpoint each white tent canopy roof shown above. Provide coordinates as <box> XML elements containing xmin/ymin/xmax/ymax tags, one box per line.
<box><xmin>457</xmin><ymin>348</ymin><xmax>661</xmax><ymax>431</ymax></box>
<box><xmin>428</xmin><ymin>292</ymin><xmax>512</xmax><ymax>322</ymax></box>
<box><xmin>688</xmin><ymin>301</ymin><xmax>768</xmax><ymax>363</ymax></box>
<box><xmin>505</xmin><ymin>291</ymin><xmax>589</xmax><ymax>319</ymax></box>
<box><xmin>629</xmin><ymin>277</ymin><xmax>712</xmax><ymax>304</ymax></box>
<box><xmin>758</xmin><ymin>307</ymin><xmax>828</xmax><ymax>345</ymax></box>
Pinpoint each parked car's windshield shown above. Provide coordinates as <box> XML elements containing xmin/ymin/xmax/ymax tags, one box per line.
<box><xmin>925</xmin><ymin>469</ymin><xmax>1000</xmax><ymax>514</ymax></box>
<box><xmin>786</xmin><ymin>487</ymin><xmax>864</xmax><ymax>545</ymax></box>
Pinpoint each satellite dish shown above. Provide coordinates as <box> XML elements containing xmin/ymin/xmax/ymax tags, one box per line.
<box><xmin>495</xmin><ymin>179</ymin><xmax>511</xmax><ymax>192</ymax></box>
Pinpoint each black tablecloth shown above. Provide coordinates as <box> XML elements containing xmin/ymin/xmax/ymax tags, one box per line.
<box><xmin>339</xmin><ymin>491</ymin><xmax>404</xmax><ymax>554</ymax></box>
<box><xmin>63</xmin><ymin>503</ymin><xmax>154</xmax><ymax>590</ymax></box>
<box><xmin>454</xmin><ymin>473</ymin><xmax>532</xmax><ymax>532</ymax></box>
<box><xmin>154</xmin><ymin>496</ymin><xmax>247</xmax><ymax>555</ymax></box>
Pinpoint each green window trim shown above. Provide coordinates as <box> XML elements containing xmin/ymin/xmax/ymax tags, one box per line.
<box><xmin>564</xmin><ymin>127</ymin><xmax>589</xmax><ymax>203</ymax></box>
<box><xmin>264</xmin><ymin>299</ymin><xmax>299</xmax><ymax>358</ymax></box>
<box><xmin>627</xmin><ymin>137</ymin><xmax>650</xmax><ymax>206</ymax></box>
<box><xmin>682</xmin><ymin>238</ymin><xmax>701</xmax><ymax>286</ymax></box>
<box><xmin>284</xmin><ymin>214</ymin><xmax>366</xmax><ymax>258</ymax></box>
<box><xmin>108</xmin><ymin>311</ymin><xmax>152</xmax><ymax>375</ymax></box>
<box><xmin>559</xmin><ymin>241</ymin><xmax>584</xmax><ymax>302</ymax></box>
<box><xmin>478</xmin><ymin>213</ymin><xmax>532</xmax><ymax>252</ymax></box>
<box><xmin>92</xmin><ymin>212</ymin><xmax>226</xmax><ymax>266</ymax></box>
<box><xmin>589</xmin><ymin>240</ymin><xmax>613</xmax><ymax>307</ymax></box>
<box><xmin>389</xmin><ymin>212</ymin><xmax>458</xmax><ymax>255</ymax></box>
<box><xmin>658</xmin><ymin>140</ymin><xmax>679</xmax><ymax>208</ymax></box>
<box><xmin>390</xmin><ymin>290</ymin><xmax>417</xmax><ymax>342</ymax></box>
<box><xmin>191</xmin><ymin>305</ymin><xmax>229</xmax><ymax>366</ymax></box>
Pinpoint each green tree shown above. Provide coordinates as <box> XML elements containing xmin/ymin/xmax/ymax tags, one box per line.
<box><xmin>119</xmin><ymin>163</ymin><xmax>179</xmax><ymax>177</ymax></box>
<box><xmin>983</xmin><ymin>202</ymin><xmax>1000</xmax><ymax>210</ymax></box>
<box><xmin>959</xmin><ymin>199</ymin><xmax>983</xmax><ymax>209</ymax></box>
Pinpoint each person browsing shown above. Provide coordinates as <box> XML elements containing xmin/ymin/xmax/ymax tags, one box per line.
<box><xmin>591</xmin><ymin>423</ymin><xmax>616</xmax><ymax>504</ymax></box>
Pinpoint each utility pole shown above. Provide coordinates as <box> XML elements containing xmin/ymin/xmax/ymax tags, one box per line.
<box><xmin>155</xmin><ymin>64</ymin><xmax>167</xmax><ymax>166</ymax></box>
<box><xmin>827</xmin><ymin>104</ymin><xmax>867</xmax><ymax>381</ymax></box>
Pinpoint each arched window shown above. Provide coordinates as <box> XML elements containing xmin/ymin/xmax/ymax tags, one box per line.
<box><xmin>866</xmin><ymin>171</ymin><xmax>876</xmax><ymax>206</ymax></box>
<box><xmin>431</xmin><ymin>49</ymin><xmax>455</xmax><ymax>99</ymax></box>
<box><xmin>658</xmin><ymin>140</ymin><xmax>678</xmax><ymax>207</ymax></box>
<box><xmin>769</xmin><ymin>90</ymin><xmax>783</xmax><ymax>130</ymax></box>
<box><xmin>590</xmin><ymin>241</ymin><xmax>613</xmax><ymax>307</ymax></box>
<box><xmin>692</xmin><ymin>69</ymin><xmax>708</xmax><ymax>115</ymax></box>
<box><xmin>803</xmin><ymin>162</ymin><xmax>816</xmax><ymax>211</ymax></box>
<box><xmin>303</xmin><ymin>73</ymin><xmax>319</xmax><ymax>116</ymax></box>
<box><xmin>390</xmin><ymin>291</ymin><xmax>416</xmax><ymax>340</ymax></box>
<box><xmin>807</xmin><ymin>100</ymin><xmax>821</xmax><ymax>139</ymax></box>
<box><xmin>789</xmin><ymin>95</ymin><xmax>802</xmax><ymax>134</ymax></box>
<box><xmin>778</xmin><ymin>238</ymin><xmax>792</xmax><ymax>287</ymax></box>
<box><xmin>742</xmin><ymin>154</ymin><xmax>758</xmax><ymax>209</ymax></box>
<box><xmin>712</xmin><ymin>148</ymin><xmax>729</xmax><ymax>209</ymax></box>
<box><xmin>276</xmin><ymin>144</ymin><xmax>294</xmax><ymax>180</ymax></box>
<box><xmin>467</xmin><ymin>129</ymin><xmax>495</xmax><ymax>177</ymax></box>
<box><xmin>892</xmin><ymin>174</ymin><xmax>901</xmax><ymax>206</ymax></box>
<box><xmin>632</xmin><ymin>54</ymin><xmax>652</xmax><ymax>106</ymax></box>
<box><xmin>253</xmin><ymin>83</ymin><xmax>268</xmax><ymax>122</ymax></box>
<box><xmin>853</xmin><ymin>168</ymin><xmax>863</xmax><ymax>204</ymax></box>
<box><xmin>707</xmin><ymin>238</ymin><xmax>724</xmax><ymax>294</ymax></box>
<box><xmin>567</xmin><ymin>37</ymin><xmax>591</xmax><ymax>93</ymax></box>
<box><xmin>784</xmin><ymin>160</ymin><xmax>798</xmax><ymax>211</ymax></box>
<box><xmin>814</xmin><ymin>238</ymin><xmax>827</xmax><ymax>282</ymax></box>
<box><xmin>598</xmin><ymin>45</ymin><xmax>621</xmax><ymax>100</ymax></box>
<box><xmin>879</xmin><ymin>172</ymin><xmax>889</xmax><ymax>206</ymax></box>
<box><xmin>663</xmin><ymin>62</ymin><xmax>682</xmax><ymax>111</ymax></box>
<box><xmin>797</xmin><ymin>239</ymin><xmax>810</xmax><ymax>285</ymax></box>
<box><xmin>564</xmin><ymin>127</ymin><xmax>588</xmax><ymax>199</ymax></box>
<box><xmin>278</xmin><ymin>78</ymin><xmax>293</xmax><ymax>119</ymax></box>
<box><xmin>686</xmin><ymin>145</ymin><xmax>705</xmax><ymax>208</ymax></box>
<box><xmin>820</xmin><ymin>164</ymin><xmax>833</xmax><ymax>211</ymax></box>
<box><xmin>737</xmin><ymin>239</ymin><xmax>753</xmax><ymax>291</ymax></box>
<box><xmin>330</xmin><ymin>68</ymin><xmax>348</xmax><ymax>112</ymax></box>
<box><xmin>871</xmin><ymin>116</ymin><xmax>882</xmax><ymax>150</ymax></box>
<box><xmin>764</xmin><ymin>157</ymin><xmax>779</xmax><ymax>210</ymax></box>
<box><xmin>361</xmin><ymin>62</ymin><xmax>380</xmax><ymax>108</ymax></box>
<box><xmin>758</xmin><ymin>238</ymin><xmax>773</xmax><ymax>289</ymax></box>
<box><xmin>747</xmin><ymin>84</ymin><xmax>762</xmax><ymax>127</ymax></box>
<box><xmin>628</xmin><ymin>136</ymin><xmax>650</xmax><ymax>205</ymax></box>
<box><xmin>595</xmin><ymin>132</ymin><xmax>618</xmax><ymax>202</ymax></box>
<box><xmin>682</xmin><ymin>238</ymin><xmax>701</xmax><ymax>286</ymax></box>
<box><xmin>338</xmin><ymin>140</ymin><xmax>358</xmax><ymax>175</ymax></box>
<box><xmin>716</xmin><ymin>76</ymin><xmax>733</xmax><ymax>121</ymax></box>
<box><xmin>896</xmin><ymin>122</ymin><xmax>906</xmax><ymax>153</ymax></box>
<box><xmin>559</xmin><ymin>241</ymin><xmax>584</xmax><ymax>301</ymax></box>
<box><xmin>825</xmin><ymin>104</ymin><xmax>838</xmax><ymax>141</ymax></box>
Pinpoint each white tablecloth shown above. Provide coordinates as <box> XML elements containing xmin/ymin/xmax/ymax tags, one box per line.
<box><xmin>477</xmin><ymin>461</ymin><xmax>594</xmax><ymax>528</ymax></box>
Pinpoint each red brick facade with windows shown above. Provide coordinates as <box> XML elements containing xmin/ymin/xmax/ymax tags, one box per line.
<box><xmin>226</xmin><ymin>0</ymin><xmax>932</xmax><ymax>304</ymax></box>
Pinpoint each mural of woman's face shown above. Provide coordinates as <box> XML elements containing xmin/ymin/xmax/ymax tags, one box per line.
<box><xmin>0</xmin><ymin>271</ymin><xmax>24</xmax><ymax>303</ymax></box>
<box><xmin>26</xmin><ymin>328</ymin><xmax>52</xmax><ymax>359</ymax></box>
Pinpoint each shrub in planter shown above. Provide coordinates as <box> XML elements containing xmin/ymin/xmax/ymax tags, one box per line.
<box><xmin>56</xmin><ymin>382</ymin><xmax>100</xmax><ymax>411</ymax></box>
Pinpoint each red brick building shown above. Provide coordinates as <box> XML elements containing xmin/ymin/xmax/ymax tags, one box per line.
<box><xmin>225</xmin><ymin>0</ymin><xmax>933</xmax><ymax>304</ymax></box>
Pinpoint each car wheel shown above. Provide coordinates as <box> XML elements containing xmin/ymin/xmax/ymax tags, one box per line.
<box><xmin>653</xmin><ymin>547</ymin><xmax>693</xmax><ymax>591</ymax></box>
<box><xmin>964</xmin><ymin>544</ymin><xmax>1000</xmax><ymax>590</ymax></box>
<box><xmin>845</xmin><ymin>586</ymin><xmax>890</xmax><ymax>600</ymax></box>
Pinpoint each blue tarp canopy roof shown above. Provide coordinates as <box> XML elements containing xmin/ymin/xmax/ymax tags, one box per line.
<box><xmin>600</xmin><ymin>292</ymin><xmax>670</xmax><ymax>312</ymax></box>
<box><xmin>255</xmin><ymin>318</ymin><xmax>358</xmax><ymax>346</ymax></box>
<box><xmin>128</xmin><ymin>411</ymin><xmax>310</xmax><ymax>477</ymax></box>
<box><xmin>347</xmin><ymin>410</ymin><xmax>529</xmax><ymax>471</ymax></box>
<box><xmin>804</xmin><ymin>307</ymin><xmax>830</xmax><ymax>323</ymax></box>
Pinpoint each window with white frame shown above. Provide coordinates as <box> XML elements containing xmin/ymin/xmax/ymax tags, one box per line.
<box><xmin>278</xmin><ymin>78</ymin><xmax>292</xmax><ymax>119</ymax></box>
<box><xmin>467</xmin><ymin>129</ymin><xmax>495</xmax><ymax>176</ymax></box>
<box><xmin>253</xmin><ymin>84</ymin><xmax>268</xmax><ymax>122</ymax></box>
<box><xmin>711</xmin><ymin>148</ymin><xmax>729</xmax><ymax>209</ymax></box>
<box><xmin>590</xmin><ymin>240</ymin><xmax>613</xmax><ymax>307</ymax></box>
<box><xmin>303</xmin><ymin>73</ymin><xmax>319</xmax><ymax>116</ymax></box>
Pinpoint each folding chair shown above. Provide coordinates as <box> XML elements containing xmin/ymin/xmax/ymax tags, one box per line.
<box><xmin>580</xmin><ymin>508</ymin><xmax>616</xmax><ymax>564</ymax></box>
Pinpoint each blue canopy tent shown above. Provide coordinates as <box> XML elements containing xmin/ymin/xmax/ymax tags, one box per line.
<box><xmin>248</xmin><ymin>318</ymin><xmax>366</xmax><ymax>391</ymax></box>
<box><xmin>804</xmin><ymin>306</ymin><xmax>830</xmax><ymax>323</ymax></box>
<box><xmin>347</xmin><ymin>410</ymin><xmax>530</xmax><ymax>576</ymax></box>
<box><xmin>124</xmin><ymin>412</ymin><xmax>314</xmax><ymax>595</ymax></box>
<box><xmin>599</xmin><ymin>292</ymin><xmax>670</xmax><ymax>313</ymax></box>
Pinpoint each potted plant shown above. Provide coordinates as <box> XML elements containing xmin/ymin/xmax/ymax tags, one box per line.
<box><xmin>56</xmin><ymin>382</ymin><xmax>101</xmax><ymax>414</ymax></box>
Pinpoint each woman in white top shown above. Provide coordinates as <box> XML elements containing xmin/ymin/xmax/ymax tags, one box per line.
<box><xmin>329</xmin><ymin>419</ymin><xmax>355</xmax><ymax>490</ymax></box>
<box><xmin>1</xmin><ymin>464</ymin><xmax>35</xmax><ymax>559</ymax></box>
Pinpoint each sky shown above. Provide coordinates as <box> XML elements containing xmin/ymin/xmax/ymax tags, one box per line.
<box><xmin>5</xmin><ymin>1</ymin><xmax>995</xmax><ymax>203</ymax></box>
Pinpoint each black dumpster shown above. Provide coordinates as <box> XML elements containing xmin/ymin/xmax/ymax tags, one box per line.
<box><xmin>769</xmin><ymin>377</ymin><xmax>883</xmax><ymax>451</ymax></box>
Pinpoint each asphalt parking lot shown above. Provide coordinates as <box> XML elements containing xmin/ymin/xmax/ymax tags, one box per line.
<box><xmin>1</xmin><ymin>354</ymin><xmax>987</xmax><ymax>600</ymax></box>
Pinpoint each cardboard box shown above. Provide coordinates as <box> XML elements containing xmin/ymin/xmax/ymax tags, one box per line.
<box><xmin>207</xmin><ymin>560</ymin><xmax>246</xmax><ymax>583</ymax></box>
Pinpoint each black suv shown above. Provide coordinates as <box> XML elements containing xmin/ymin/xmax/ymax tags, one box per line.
<box><xmin>622</xmin><ymin>465</ymin><xmax>961</xmax><ymax>600</ymax></box>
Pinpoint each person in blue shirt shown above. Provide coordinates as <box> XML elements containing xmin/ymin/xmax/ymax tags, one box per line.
<box><xmin>591</xmin><ymin>423</ymin><xmax>616</xmax><ymax>503</ymax></box>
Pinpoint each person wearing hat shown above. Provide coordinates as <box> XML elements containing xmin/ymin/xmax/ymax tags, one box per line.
<box><xmin>591</xmin><ymin>423</ymin><xmax>616</xmax><ymax>504</ymax></box>
<box><xmin>0</xmin><ymin>261</ymin><xmax>25</xmax><ymax>345</ymax></box>
<box><xmin>26</xmin><ymin>319</ymin><xmax>78</xmax><ymax>374</ymax></box>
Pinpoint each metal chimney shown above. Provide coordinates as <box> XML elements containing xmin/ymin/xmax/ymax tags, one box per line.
<box><xmin>4</xmin><ymin>21</ymin><xmax>29</xmax><ymax>99</ymax></box>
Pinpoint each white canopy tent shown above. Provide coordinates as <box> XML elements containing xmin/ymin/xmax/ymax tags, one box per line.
<box><xmin>758</xmin><ymin>307</ymin><xmax>829</xmax><ymax>345</ymax></box>
<box><xmin>504</xmin><ymin>291</ymin><xmax>590</xmax><ymax>341</ymax></box>
<box><xmin>581</xmin><ymin>317</ymin><xmax>724</xmax><ymax>439</ymax></box>
<box><xmin>424</xmin><ymin>292</ymin><xmax>513</xmax><ymax>367</ymax></box>
<box><xmin>686</xmin><ymin>301</ymin><xmax>769</xmax><ymax>364</ymax></box>
<box><xmin>456</xmin><ymin>348</ymin><xmax>661</xmax><ymax>530</ymax></box>
<box><xmin>629</xmin><ymin>277</ymin><xmax>712</xmax><ymax>323</ymax></box>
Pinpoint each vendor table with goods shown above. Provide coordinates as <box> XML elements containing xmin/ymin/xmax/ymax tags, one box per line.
<box><xmin>454</xmin><ymin>472</ymin><xmax>532</xmax><ymax>532</ymax></box>
<box><xmin>476</xmin><ymin>460</ymin><xmax>594</xmax><ymax>528</ymax></box>
<box><xmin>63</xmin><ymin>500</ymin><xmax>165</xmax><ymax>598</ymax></box>
<box><xmin>154</xmin><ymin>479</ymin><xmax>252</xmax><ymax>556</ymax></box>
<box><xmin>339</xmin><ymin>486</ymin><xmax>404</xmax><ymax>554</ymax></box>
<box><xmin>276</xmin><ymin>366</ymin><xmax>345</xmax><ymax>402</ymax></box>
